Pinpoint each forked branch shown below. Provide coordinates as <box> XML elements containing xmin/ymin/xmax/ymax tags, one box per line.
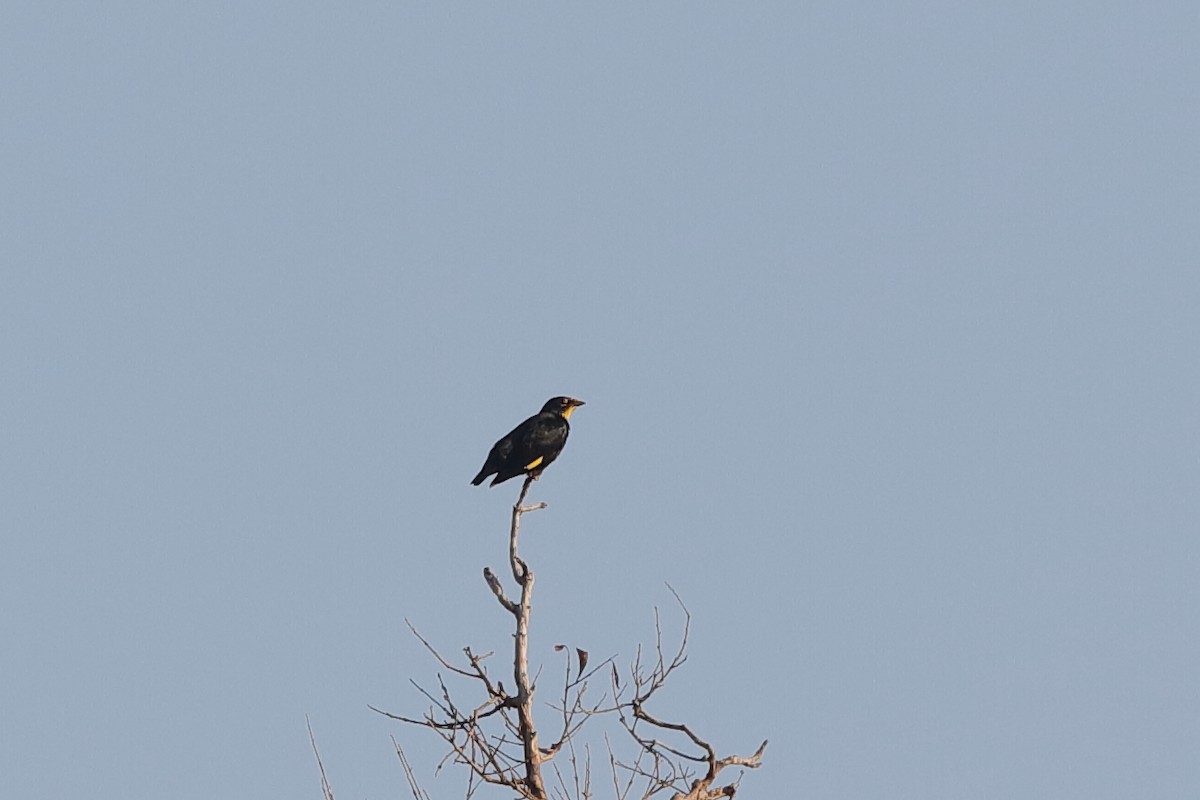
<box><xmin>611</xmin><ymin>592</ymin><xmax>768</xmax><ymax>800</ymax></box>
<box><xmin>377</xmin><ymin>478</ymin><xmax>767</xmax><ymax>800</ymax></box>
<box><xmin>379</xmin><ymin>475</ymin><xmax>551</xmax><ymax>799</ymax></box>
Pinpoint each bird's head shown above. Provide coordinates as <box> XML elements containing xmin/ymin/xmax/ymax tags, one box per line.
<box><xmin>543</xmin><ymin>396</ymin><xmax>586</xmax><ymax>419</ymax></box>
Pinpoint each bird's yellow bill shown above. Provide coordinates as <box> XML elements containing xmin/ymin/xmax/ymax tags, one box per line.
<box><xmin>524</xmin><ymin>456</ymin><xmax>544</xmax><ymax>470</ymax></box>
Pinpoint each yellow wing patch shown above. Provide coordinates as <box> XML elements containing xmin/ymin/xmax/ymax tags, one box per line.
<box><xmin>524</xmin><ymin>456</ymin><xmax>544</xmax><ymax>470</ymax></box>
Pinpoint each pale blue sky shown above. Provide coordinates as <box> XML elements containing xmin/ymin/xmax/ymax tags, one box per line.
<box><xmin>2</xmin><ymin>3</ymin><xmax>1197</xmax><ymax>799</ymax></box>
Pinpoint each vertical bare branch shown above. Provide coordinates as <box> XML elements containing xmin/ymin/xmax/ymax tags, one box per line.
<box><xmin>307</xmin><ymin>716</ymin><xmax>336</xmax><ymax>800</ymax></box>
<box><xmin>509</xmin><ymin>474</ymin><xmax>548</xmax><ymax>798</ymax></box>
<box><xmin>392</xmin><ymin>738</ymin><xmax>433</xmax><ymax>800</ymax></box>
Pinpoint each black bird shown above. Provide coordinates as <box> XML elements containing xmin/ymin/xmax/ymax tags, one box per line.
<box><xmin>471</xmin><ymin>396</ymin><xmax>586</xmax><ymax>487</ymax></box>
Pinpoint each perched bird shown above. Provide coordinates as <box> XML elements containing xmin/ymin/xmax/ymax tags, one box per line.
<box><xmin>471</xmin><ymin>396</ymin><xmax>586</xmax><ymax>487</ymax></box>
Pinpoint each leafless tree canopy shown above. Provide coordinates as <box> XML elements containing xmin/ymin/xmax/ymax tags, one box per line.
<box><xmin>368</xmin><ymin>476</ymin><xmax>767</xmax><ymax>800</ymax></box>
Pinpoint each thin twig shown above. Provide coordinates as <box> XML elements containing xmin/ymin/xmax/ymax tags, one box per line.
<box><xmin>392</xmin><ymin>738</ymin><xmax>432</xmax><ymax>800</ymax></box>
<box><xmin>306</xmin><ymin>716</ymin><xmax>336</xmax><ymax>800</ymax></box>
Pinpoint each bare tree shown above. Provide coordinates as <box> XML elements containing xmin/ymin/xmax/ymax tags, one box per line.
<box><xmin>369</xmin><ymin>476</ymin><xmax>767</xmax><ymax>799</ymax></box>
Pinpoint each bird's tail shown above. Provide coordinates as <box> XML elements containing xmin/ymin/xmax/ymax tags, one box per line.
<box><xmin>470</xmin><ymin>469</ymin><xmax>489</xmax><ymax>486</ymax></box>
